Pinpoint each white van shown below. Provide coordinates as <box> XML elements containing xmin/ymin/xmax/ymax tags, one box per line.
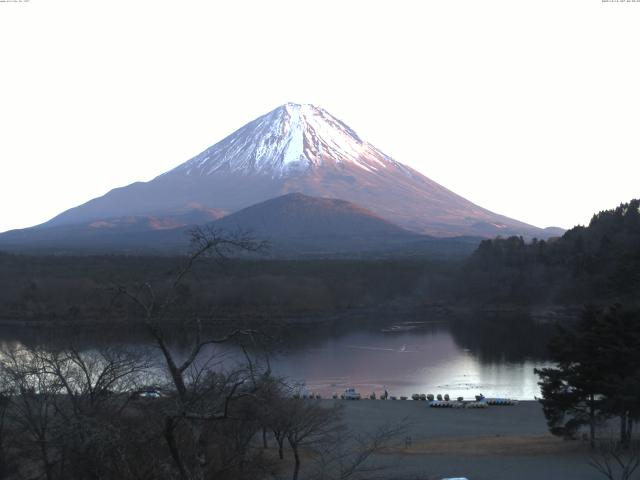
<box><xmin>343</xmin><ymin>388</ymin><xmax>361</xmax><ymax>400</ymax></box>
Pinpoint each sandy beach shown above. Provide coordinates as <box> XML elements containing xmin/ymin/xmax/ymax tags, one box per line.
<box><xmin>321</xmin><ymin>399</ymin><xmax>606</xmax><ymax>480</ymax></box>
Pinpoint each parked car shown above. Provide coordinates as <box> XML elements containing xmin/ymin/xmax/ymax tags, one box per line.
<box><xmin>134</xmin><ymin>388</ymin><xmax>162</xmax><ymax>399</ymax></box>
<box><xmin>343</xmin><ymin>388</ymin><xmax>361</xmax><ymax>400</ymax></box>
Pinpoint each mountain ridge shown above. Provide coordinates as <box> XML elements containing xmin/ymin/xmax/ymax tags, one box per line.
<box><xmin>0</xmin><ymin>193</ymin><xmax>482</xmax><ymax>258</ymax></box>
<box><xmin>12</xmin><ymin>103</ymin><xmax>560</xmax><ymax>240</ymax></box>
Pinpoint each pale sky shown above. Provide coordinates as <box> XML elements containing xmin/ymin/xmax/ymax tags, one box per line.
<box><xmin>1</xmin><ymin>0</ymin><xmax>639</xmax><ymax>233</ymax></box>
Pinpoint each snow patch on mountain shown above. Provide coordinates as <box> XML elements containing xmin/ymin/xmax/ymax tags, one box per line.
<box><xmin>167</xmin><ymin>103</ymin><xmax>405</xmax><ymax>178</ymax></box>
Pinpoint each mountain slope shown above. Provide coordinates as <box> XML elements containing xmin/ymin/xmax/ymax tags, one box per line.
<box><xmin>38</xmin><ymin>103</ymin><xmax>553</xmax><ymax>239</ymax></box>
<box><xmin>0</xmin><ymin>193</ymin><xmax>483</xmax><ymax>257</ymax></box>
<box><xmin>209</xmin><ymin>193</ymin><xmax>484</xmax><ymax>257</ymax></box>
<box><xmin>213</xmin><ymin>192</ymin><xmax>414</xmax><ymax>239</ymax></box>
<box><xmin>0</xmin><ymin>208</ymin><xmax>223</xmax><ymax>252</ymax></box>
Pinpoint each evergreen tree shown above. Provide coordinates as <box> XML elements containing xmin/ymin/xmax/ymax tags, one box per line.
<box><xmin>536</xmin><ymin>305</ymin><xmax>640</xmax><ymax>447</ymax></box>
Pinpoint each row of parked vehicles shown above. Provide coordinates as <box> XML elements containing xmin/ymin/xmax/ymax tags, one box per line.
<box><xmin>331</xmin><ymin>389</ymin><xmax>517</xmax><ymax>407</ymax></box>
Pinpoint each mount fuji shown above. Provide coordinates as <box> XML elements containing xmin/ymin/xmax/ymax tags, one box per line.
<box><xmin>1</xmin><ymin>103</ymin><xmax>559</xmax><ymax>253</ymax></box>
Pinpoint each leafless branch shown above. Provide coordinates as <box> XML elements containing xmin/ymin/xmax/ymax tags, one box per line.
<box><xmin>589</xmin><ymin>439</ymin><xmax>640</xmax><ymax>480</ymax></box>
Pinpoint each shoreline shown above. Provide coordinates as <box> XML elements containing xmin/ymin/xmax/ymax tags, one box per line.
<box><xmin>0</xmin><ymin>302</ymin><xmax>583</xmax><ymax>328</ymax></box>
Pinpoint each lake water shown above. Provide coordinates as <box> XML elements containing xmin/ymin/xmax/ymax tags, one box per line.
<box><xmin>264</xmin><ymin>319</ymin><xmax>553</xmax><ymax>400</ymax></box>
<box><xmin>0</xmin><ymin>314</ymin><xmax>555</xmax><ymax>400</ymax></box>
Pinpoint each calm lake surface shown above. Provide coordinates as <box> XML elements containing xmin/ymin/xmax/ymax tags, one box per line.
<box><xmin>265</xmin><ymin>319</ymin><xmax>553</xmax><ymax>400</ymax></box>
<box><xmin>0</xmin><ymin>314</ymin><xmax>555</xmax><ymax>400</ymax></box>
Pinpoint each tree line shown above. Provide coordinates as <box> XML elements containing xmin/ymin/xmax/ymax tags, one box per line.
<box><xmin>461</xmin><ymin>199</ymin><xmax>640</xmax><ymax>306</ymax></box>
<box><xmin>0</xmin><ymin>253</ymin><xmax>440</xmax><ymax>326</ymax></box>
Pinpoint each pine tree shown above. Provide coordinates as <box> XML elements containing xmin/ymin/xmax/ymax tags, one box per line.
<box><xmin>536</xmin><ymin>305</ymin><xmax>640</xmax><ymax>447</ymax></box>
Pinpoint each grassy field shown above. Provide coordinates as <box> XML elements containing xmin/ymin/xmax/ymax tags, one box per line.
<box><xmin>312</xmin><ymin>399</ymin><xmax>607</xmax><ymax>480</ymax></box>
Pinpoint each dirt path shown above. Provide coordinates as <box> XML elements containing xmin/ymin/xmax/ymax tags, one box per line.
<box><xmin>383</xmin><ymin>434</ymin><xmax>585</xmax><ymax>457</ymax></box>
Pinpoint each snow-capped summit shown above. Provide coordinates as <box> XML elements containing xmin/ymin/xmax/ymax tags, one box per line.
<box><xmin>168</xmin><ymin>103</ymin><xmax>406</xmax><ymax>178</ymax></box>
<box><xmin>34</xmin><ymin>103</ymin><xmax>554</xmax><ymax>239</ymax></box>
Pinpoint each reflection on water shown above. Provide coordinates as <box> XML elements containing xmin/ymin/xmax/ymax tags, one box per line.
<box><xmin>0</xmin><ymin>313</ymin><xmax>555</xmax><ymax>400</ymax></box>
<box><xmin>268</xmin><ymin>320</ymin><xmax>553</xmax><ymax>400</ymax></box>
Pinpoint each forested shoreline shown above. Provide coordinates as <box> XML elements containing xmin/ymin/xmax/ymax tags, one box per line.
<box><xmin>0</xmin><ymin>199</ymin><xmax>638</xmax><ymax>327</ymax></box>
<box><xmin>464</xmin><ymin>199</ymin><xmax>640</xmax><ymax>307</ymax></box>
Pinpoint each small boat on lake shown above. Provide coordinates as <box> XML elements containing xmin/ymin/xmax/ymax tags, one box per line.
<box><xmin>429</xmin><ymin>400</ymin><xmax>466</xmax><ymax>408</ymax></box>
<box><xmin>484</xmin><ymin>397</ymin><xmax>518</xmax><ymax>406</ymax></box>
<box><xmin>475</xmin><ymin>393</ymin><xmax>517</xmax><ymax>405</ymax></box>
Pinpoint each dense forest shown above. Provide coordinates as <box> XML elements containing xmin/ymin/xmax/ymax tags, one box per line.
<box><xmin>462</xmin><ymin>199</ymin><xmax>640</xmax><ymax>307</ymax></box>
<box><xmin>0</xmin><ymin>254</ymin><xmax>447</xmax><ymax>325</ymax></box>
<box><xmin>0</xmin><ymin>199</ymin><xmax>638</xmax><ymax>326</ymax></box>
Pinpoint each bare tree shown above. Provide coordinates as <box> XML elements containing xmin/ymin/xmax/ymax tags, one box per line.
<box><xmin>589</xmin><ymin>439</ymin><xmax>640</xmax><ymax>480</ymax></box>
<box><xmin>0</xmin><ymin>346</ymin><xmax>64</xmax><ymax>480</ymax></box>
<box><xmin>38</xmin><ymin>346</ymin><xmax>151</xmax><ymax>479</ymax></box>
<box><xmin>282</xmin><ymin>399</ymin><xmax>342</xmax><ymax>480</ymax></box>
<box><xmin>269</xmin><ymin>407</ymin><xmax>289</xmax><ymax>461</ymax></box>
<box><xmin>115</xmin><ymin>227</ymin><xmax>270</xmax><ymax>480</ymax></box>
<box><xmin>36</xmin><ymin>346</ymin><xmax>148</xmax><ymax>416</ymax></box>
<box><xmin>0</xmin><ymin>371</ymin><xmax>15</xmax><ymax>478</ymax></box>
<box><xmin>309</xmin><ymin>420</ymin><xmax>408</xmax><ymax>480</ymax></box>
<box><xmin>116</xmin><ymin>227</ymin><xmax>266</xmax><ymax>402</ymax></box>
<box><xmin>0</xmin><ymin>343</ymin><xmax>154</xmax><ymax>480</ymax></box>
